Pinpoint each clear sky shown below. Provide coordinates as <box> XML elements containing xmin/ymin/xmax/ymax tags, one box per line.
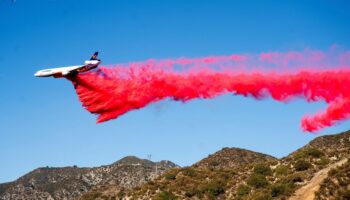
<box><xmin>1</xmin><ymin>0</ymin><xmax>350</xmax><ymax>183</ymax></box>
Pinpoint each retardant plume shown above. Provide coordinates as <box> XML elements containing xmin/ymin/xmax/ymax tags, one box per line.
<box><xmin>69</xmin><ymin>49</ymin><xmax>350</xmax><ymax>132</ymax></box>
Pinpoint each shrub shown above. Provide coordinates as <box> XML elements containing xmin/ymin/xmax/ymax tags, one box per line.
<box><xmin>251</xmin><ymin>191</ymin><xmax>272</xmax><ymax>200</ymax></box>
<box><xmin>164</xmin><ymin>170</ymin><xmax>178</xmax><ymax>180</ymax></box>
<box><xmin>184</xmin><ymin>190</ymin><xmax>196</xmax><ymax>198</ymax></box>
<box><xmin>154</xmin><ymin>191</ymin><xmax>177</xmax><ymax>200</ymax></box>
<box><xmin>328</xmin><ymin>168</ymin><xmax>338</xmax><ymax>176</ymax></box>
<box><xmin>182</xmin><ymin>167</ymin><xmax>196</xmax><ymax>177</ymax></box>
<box><xmin>81</xmin><ymin>192</ymin><xmax>102</xmax><ymax>200</ymax></box>
<box><xmin>205</xmin><ymin>181</ymin><xmax>225</xmax><ymax>197</ymax></box>
<box><xmin>316</xmin><ymin>157</ymin><xmax>330</xmax><ymax>166</ymax></box>
<box><xmin>117</xmin><ymin>189</ymin><xmax>126</xmax><ymax>198</ymax></box>
<box><xmin>337</xmin><ymin>175</ymin><xmax>348</xmax><ymax>186</ymax></box>
<box><xmin>199</xmin><ymin>179</ymin><xmax>226</xmax><ymax>199</ymax></box>
<box><xmin>277</xmin><ymin>174</ymin><xmax>301</xmax><ymax>191</ymax></box>
<box><xmin>236</xmin><ymin>184</ymin><xmax>251</xmax><ymax>196</ymax></box>
<box><xmin>209</xmin><ymin>160</ymin><xmax>220</xmax><ymax>167</ymax></box>
<box><xmin>295</xmin><ymin>148</ymin><xmax>324</xmax><ymax>159</ymax></box>
<box><xmin>275</xmin><ymin>165</ymin><xmax>289</xmax><ymax>176</ymax></box>
<box><xmin>304</xmin><ymin>148</ymin><xmax>324</xmax><ymax>158</ymax></box>
<box><xmin>341</xmin><ymin>189</ymin><xmax>350</xmax><ymax>199</ymax></box>
<box><xmin>248</xmin><ymin>174</ymin><xmax>269</xmax><ymax>188</ymax></box>
<box><xmin>270</xmin><ymin>184</ymin><xmax>286</xmax><ymax>197</ymax></box>
<box><xmin>294</xmin><ymin>160</ymin><xmax>312</xmax><ymax>171</ymax></box>
<box><xmin>289</xmin><ymin>174</ymin><xmax>304</xmax><ymax>183</ymax></box>
<box><xmin>254</xmin><ymin>164</ymin><xmax>272</xmax><ymax>176</ymax></box>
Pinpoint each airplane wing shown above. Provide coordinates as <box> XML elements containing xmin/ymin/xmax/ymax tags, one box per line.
<box><xmin>74</xmin><ymin>60</ymin><xmax>100</xmax><ymax>73</ymax></box>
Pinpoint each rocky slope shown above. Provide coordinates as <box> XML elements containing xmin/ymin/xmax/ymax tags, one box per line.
<box><xmin>2</xmin><ymin>130</ymin><xmax>349</xmax><ymax>200</ymax></box>
<box><xmin>80</xmin><ymin>130</ymin><xmax>350</xmax><ymax>200</ymax></box>
<box><xmin>289</xmin><ymin>158</ymin><xmax>348</xmax><ymax>200</ymax></box>
<box><xmin>315</xmin><ymin>158</ymin><xmax>350</xmax><ymax>200</ymax></box>
<box><xmin>0</xmin><ymin>156</ymin><xmax>177</xmax><ymax>200</ymax></box>
<box><xmin>194</xmin><ymin>147</ymin><xmax>277</xmax><ymax>169</ymax></box>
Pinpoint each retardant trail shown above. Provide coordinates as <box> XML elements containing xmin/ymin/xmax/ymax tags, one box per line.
<box><xmin>69</xmin><ymin>50</ymin><xmax>350</xmax><ymax>132</ymax></box>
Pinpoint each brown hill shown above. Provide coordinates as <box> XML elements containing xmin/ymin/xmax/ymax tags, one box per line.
<box><xmin>315</xmin><ymin>158</ymin><xmax>350</xmax><ymax>200</ymax></box>
<box><xmin>2</xmin><ymin>130</ymin><xmax>349</xmax><ymax>200</ymax></box>
<box><xmin>80</xmin><ymin>130</ymin><xmax>350</xmax><ymax>200</ymax></box>
<box><xmin>194</xmin><ymin>147</ymin><xmax>278</xmax><ymax>169</ymax></box>
<box><xmin>289</xmin><ymin>158</ymin><xmax>348</xmax><ymax>200</ymax></box>
<box><xmin>0</xmin><ymin>156</ymin><xmax>177</xmax><ymax>200</ymax></box>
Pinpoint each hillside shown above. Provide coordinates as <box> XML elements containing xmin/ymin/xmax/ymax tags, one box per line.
<box><xmin>0</xmin><ymin>156</ymin><xmax>177</xmax><ymax>200</ymax></box>
<box><xmin>289</xmin><ymin>158</ymin><xmax>348</xmax><ymax>200</ymax></box>
<box><xmin>1</xmin><ymin>130</ymin><xmax>349</xmax><ymax>200</ymax></box>
<box><xmin>315</xmin><ymin>158</ymin><xmax>350</xmax><ymax>200</ymax></box>
<box><xmin>194</xmin><ymin>147</ymin><xmax>277</xmax><ymax>169</ymax></box>
<box><xmin>80</xmin><ymin>130</ymin><xmax>350</xmax><ymax>200</ymax></box>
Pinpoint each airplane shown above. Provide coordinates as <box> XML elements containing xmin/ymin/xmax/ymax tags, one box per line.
<box><xmin>34</xmin><ymin>52</ymin><xmax>101</xmax><ymax>78</ymax></box>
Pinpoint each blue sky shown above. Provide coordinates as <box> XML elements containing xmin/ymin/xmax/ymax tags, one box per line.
<box><xmin>1</xmin><ymin>0</ymin><xmax>350</xmax><ymax>183</ymax></box>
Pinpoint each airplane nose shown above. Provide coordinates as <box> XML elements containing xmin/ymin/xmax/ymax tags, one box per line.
<box><xmin>34</xmin><ymin>72</ymin><xmax>40</xmax><ymax>77</ymax></box>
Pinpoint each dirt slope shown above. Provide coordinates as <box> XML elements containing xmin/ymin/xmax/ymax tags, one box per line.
<box><xmin>289</xmin><ymin>158</ymin><xmax>348</xmax><ymax>200</ymax></box>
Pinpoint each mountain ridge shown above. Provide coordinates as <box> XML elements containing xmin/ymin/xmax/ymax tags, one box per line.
<box><xmin>81</xmin><ymin>130</ymin><xmax>349</xmax><ymax>200</ymax></box>
<box><xmin>1</xmin><ymin>130</ymin><xmax>349</xmax><ymax>200</ymax></box>
<box><xmin>0</xmin><ymin>156</ymin><xmax>177</xmax><ymax>200</ymax></box>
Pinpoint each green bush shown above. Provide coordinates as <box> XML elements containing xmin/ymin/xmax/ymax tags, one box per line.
<box><xmin>182</xmin><ymin>167</ymin><xmax>196</xmax><ymax>177</ymax></box>
<box><xmin>248</xmin><ymin>174</ymin><xmax>269</xmax><ymax>188</ymax></box>
<box><xmin>236</xmin><ymin>184</ymin><xmax>251</xmax><ymax>196</ymax></box>
<box><xmin>164</xmin><ymin>170</ymin><xmax>178</xmax><ymax>180</ymax></box>
<box><xmin>294</xmin><ymin>160</ymin><xmax>312</xmax><ymax>171</ymax></box>
<box><xmin>316</xmin><ymin>157</ymin><xmax>330</xmax><ymax>166</ymax></box>
<box><xmin>251</xmin><ymin>191</ymin><xmax>272</xmax><ymax>200</ymax></box>
<box><xmin>304</xmin><ymin>148</ymin><xmax>324</xmax><ymax>158</ymax></box>
<box><xmin>288</xmin><ymin>173</ymin><xmax>304</xmax><ymax>183</ymax></box>
<box><xmin>199</xmin><ymin>179</ymin><xmax>226</xmax><ymax>199</ymax></box>
<box><xmin>295</xmin><ymin>148</ymin><xmax>324</xmax><ymax>159</ymax></box>
<box><xmin>154</xmin><ymin>191</ymin><xmax>177</xmax><ymax>200</ymax></box>
<box><xmin>254</xmin><ymin>164</ymin><xmax>272</xmax><ymax>176</ymax></box>
<box><xmin>204</xmin><ymin>181</ymin><xmax>225</xmax><ymax>197</ymax></box>
<box><xmin>270</xmin><ymin>184</ymin><xmax>286</xmax><ymax>197</ymax></box>
<box><xmin>184</xmin><ymin>190</ymin><xmax>196</xmax><ymax>198</ymax></box>
<box><xmin>274</xmin><ymin>165</ymin><xmax>289</xmax><ymax>176</ymax></box>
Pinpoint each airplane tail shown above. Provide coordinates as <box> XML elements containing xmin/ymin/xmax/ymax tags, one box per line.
<box><xmin>90</xmin><ymin>51</ymin><xmax>99</xmax><ymax>61</ymax></box>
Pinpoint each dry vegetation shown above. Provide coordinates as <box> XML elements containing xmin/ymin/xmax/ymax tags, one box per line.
<box><xmin>315</xmin><ymin>158</ymin><xmax>350</xmax><ymax>200</ymax></box>
<box><xmin>80</xmin><ymin>130</ymin><xmax>350</xmax><ymax>200</ymax></box>
<box><xmin>2</xmin><ymin>131</ymin><xmax>349</xmax><ymax>200</ymax></box>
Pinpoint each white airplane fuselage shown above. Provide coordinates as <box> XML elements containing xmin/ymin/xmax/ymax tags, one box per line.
<box><xmin>34</xmin><ymin>60</ymin><xmax>100</xmax><ymax>78</ymax></box>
